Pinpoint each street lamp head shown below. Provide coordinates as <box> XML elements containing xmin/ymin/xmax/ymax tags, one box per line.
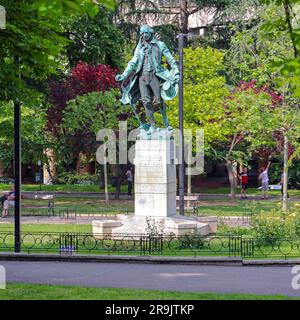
<box><xmin>37</xmin><ymin>160</ymin><xmax>42</xmax><ymax>166</ymax></box>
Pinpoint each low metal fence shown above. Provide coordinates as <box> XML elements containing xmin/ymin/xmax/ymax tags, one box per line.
<box><xmin>0</xmin><ymin>232</ymin><xmax>300</xmax><ymax>259</ymax></box>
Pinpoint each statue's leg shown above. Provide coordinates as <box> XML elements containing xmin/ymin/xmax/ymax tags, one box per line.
<box><xmin>150</xmin><ymin>75</ymin><xmax>172</xmax><ymax>130</ymax></box>
<box><xmin>139</xmin><ymin>73</ymin><xmax>156</xmax><ymax>128</ymax></box>
<box><xmin>160</xmin><ymin>101</ymin><xmax>172</xmax><ymax>129</ymax></box>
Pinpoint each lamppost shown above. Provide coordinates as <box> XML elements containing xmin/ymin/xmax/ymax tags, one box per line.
<box><xmin>14</xmin><ymin>99</ymin><xmax>21</xmax><ymax>253</ymax></box>
<box><xmin>176</xmin><ymin>33</ymin><xmax>189</xmax><ymax>216</ymax></box>
<box><xmin>37</xmin><ymin>160</ymin><xmax>42</xmax><ymax>191</ymax></box>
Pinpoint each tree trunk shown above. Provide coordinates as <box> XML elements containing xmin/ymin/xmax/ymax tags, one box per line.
<box><xmin>0</xmin><ymin>160</ymin><xmax>5</xmax><ymax>176</ymax></box>
<box><xmin>114</xmin><ymin>165</ymin><xmax>127</xmax><ymax>200</ymax></box>
<box><xmin>226</xmin><ymin>160</ymin><xmax>237</xmax><ymax>203</ymax></box>
<box><xmin>180</xmin><ymin>0</ymin><xmax>189</xmax><ymax>35</ymax></box>
<box><xmin>282</xmin><ymin>132</ymin><xmax>289</xmax><ymax>212</ymax></box>
<box><xmin>43</xmin><ymin>148</ymin><xmax>57</xmax><ymax>184</ymax></box>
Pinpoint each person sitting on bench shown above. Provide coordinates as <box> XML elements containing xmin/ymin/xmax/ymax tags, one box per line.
<box><xmin>2</xmin><ymin>184</ymin><xmax>15</xmax><ymax>218</ymax></box>
<box><xmin>0</xmin><ymin>183</ymin><xmax>15</xmax><ymax>208</ymax></box>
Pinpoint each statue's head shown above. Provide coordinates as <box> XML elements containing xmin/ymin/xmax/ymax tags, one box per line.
<box><xmin>140</xmin><ymin>25</ymin><xmax>154</xmax><ymax>42</ymax></box>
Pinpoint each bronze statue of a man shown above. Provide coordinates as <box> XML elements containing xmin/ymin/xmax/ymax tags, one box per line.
<box><xmin>115</xmin><ymin>25</ymin><xmax>179</xmax><ymax>135</ymax></box>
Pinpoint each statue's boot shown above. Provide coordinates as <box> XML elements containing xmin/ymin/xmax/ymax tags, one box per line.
<box><xmin>160</xmin><ymin>104</ymin><xmax>173</xmax><ymax>131</ymax></box>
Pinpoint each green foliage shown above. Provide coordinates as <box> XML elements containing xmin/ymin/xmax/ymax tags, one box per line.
<box><xmin>63</xmin><ymin>89</ymin><xmax>128</xmax><ymax>135</ymax></box>
<box><xmin>0</xmin><ymin>100</ymin><xmax>46</xmax><ymax>169</ymax></box>
<box><xmin>225</xmin><ymin>88</ymin><xmax>278</xmax><ymax>156</ymax></box>
<box><xmin>226</xmin><ymin>1</ymin><xmax>300</xmax><ymax>96</ymax></box>
<box><xmin>32</xmin><ymin>0</ymin><xmax>116</xmax><ymax>17</ymax></box>
<box><xmin>0</xmin><ymin>0</ymin><xmax>69</xmax><ymax>102</ymax></box>
<box><xmin>269</xmin><ymin>160</ymin><xmax>300</xmax><ymax>187</ymax></box>
<box><xmin>225</xmin><ymin>4</ymin><xmax>294</xmax><ymax>86</ymax></box>
<box><xmin>217</xmin><ymin>220</ymin><xmax>252</xmax><ymax>236</ymax></box>
<box><xmin>166</xmin><ymin>46</ymin><xmax>281</xmax><ymax>166</ymax></box>
<box><xmin>55</xmin><ymin>172</ymin><xmax>100</xmax><ymax>185</ymax></box>
<box><xmin>64</xmin><ymin>11</ymin><xmax>125</xmax><ymax>68</ymax></box>
<box><xmin>153</xmin><ymin>24</ymin><xmax>179</xmax><ymax>53</ymax></box>
<box><xmin>251</xmin><ymin>204</ymin><xmax>300</xmax><ymax>239</ymax></box>
<box><xmin>167</xmin><ymin>47</ymin><xmax>229</xmax><ymax>151</ymax></box>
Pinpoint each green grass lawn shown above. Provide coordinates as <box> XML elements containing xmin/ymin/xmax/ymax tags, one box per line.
<box><xmin>197</xmin><ymin>199</ymin><xmax>285</xmax><ymax>217</ymax></box>
<box><xmin>192</xmin><ymin>186</ymin><xmax>300</xmax><ymax>197</ymax></box>
<box><xmin>0</xmin><ymin>283</ymin><xmax>298</xmax><ymax>300</ymax></box>
<box><xmin>0</xmin><ymin>198</ymin><xmax>285</xmax><ymax>220</ymax></box>
<box><xmin>18</xmin><ymin>197</ymin><xmax>134</xmax><ymax>214</ymax></box>
<box><xmin>1</xmin><ymin>183</ymin><xmax>299</xmax><ymax>197</ymax></box>
<box><xmin>2</xmin><ymin>192</ymin><xmax>292</xmax><ymax>217</ymax></box>
<box><xmin>0</xmin><ymin>224</ymin><xmax>92</xmax><ymax>233</ymax></box>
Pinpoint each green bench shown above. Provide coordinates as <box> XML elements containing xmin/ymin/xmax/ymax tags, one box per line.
<box><xmin>176</xmin><ymin>195</ymin><xmax>200</xmax><ymax>214</ymax></box>
<box><xmin>8</xmin><ymin>194</ymin><xmax>55</xmax><ymax>216</ymax></box>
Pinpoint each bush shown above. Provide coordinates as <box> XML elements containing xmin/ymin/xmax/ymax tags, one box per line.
<box><xmin>54</xmin><ymin>172</ymin><xmax>100</xmax><ymax>186</ymax></box>
<box><xmin>0</xmin><ymin>177</ymin><xmax>14</xmax><ymax>184</ymax></box>
<box><xmin>217</xmin><ymin>221</ymin><xmax>253</xmax><ymax>236</ymax></box>
<box><xmin>269</xmin><ymin>161</ymin><xmax>300</xmax><ymax>189</ymax></box>
<box><xmin>251</xmin><ymin>205</ymin><xmax>300</xmax><ymax>240</ymax></box>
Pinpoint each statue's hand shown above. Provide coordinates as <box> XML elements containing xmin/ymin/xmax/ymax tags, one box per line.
<box><xmin>115</xmin><ymin>74</ymin><xmax>125</xmax><ymax>82</ymax></box>
<box><xmin>173</xmin><ymin>73</ymin><xmax>180</xmax><ymax>82</ymax></box>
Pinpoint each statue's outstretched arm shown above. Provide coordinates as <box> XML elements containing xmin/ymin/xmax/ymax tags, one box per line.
<box><xmin>117</xmin><ymin>44</ymin><xmax>141</xmax><ymax>81</ymax></box>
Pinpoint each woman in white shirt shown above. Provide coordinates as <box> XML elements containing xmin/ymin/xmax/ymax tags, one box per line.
<box><xmin>258</xmin><ymin>161</ymin><xmax>271</xmax><ymax>200</ymax></box>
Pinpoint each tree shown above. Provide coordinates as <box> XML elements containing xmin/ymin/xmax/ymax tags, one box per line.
<box><xmin>0</xmin><ymin>0</ymin><xmax>68</xmax><ymax>103</ymax></box>
<box><xmin>167</xmin><ymin>47</ymin><xmax>229</xmax><ymax>147</ymax></box>
<box><xmin>225</xmin><ymin>4</ymin><xmax>293</xmax><ymax>86</ymax></box>
<box><xmin>47</xmin><ymin>62</ymin><xmax>119</xmax><ymax>178</ymax></box>
<box><xmin>225</xmin><ymin>1</ymin><xmax>300</xmax><ymax>209</ymax></box>
<box><xmin>166</xmin><ymin>46</ymin><xmax>231</xmax><ymax>196</ymax></box>
<box><xmin>167</xmin><ymin>47</ymin><xmax>284</xmax><ymax>201</ymax></box>
<box><xmin>115</xmin><ymin>0</ymin><xmax>257</xmax><ymax>48</ymax></box>
<box><xmin>63</xmin><ymin>10</ymin><xmax>125</xmax><ymax>68</ymax></box>
<box><xmin>260</xmin><ymin>0</ymin><xmax>300</xmax><ymax>96</ymax></box>
<box><xmin>0</xmin><ymin>100</ymin><xmax>46</xmax><ymax>173</ymax></box>
<box><xmin>224</xmin><ymin>81</ymin><xmax>283</xmax><ymax>201</ymax></box>
<box><xmin>63</xmin><ymin>90</ymin><xmax>131</xmax><ymax>200</ymax></box>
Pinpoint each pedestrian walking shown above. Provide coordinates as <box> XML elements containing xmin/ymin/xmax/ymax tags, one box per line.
<box><xmin>239</xmin><ymin>168</ymin><xmax>249</xmax><ymax>199</ymax></box>
<box><xmin>126</xmin><ymin>167</ymin><xmax>133</xmax><ymax>197</ymax></box>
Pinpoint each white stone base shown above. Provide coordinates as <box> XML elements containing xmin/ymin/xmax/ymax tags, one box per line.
<box><xmin>92</xmin><ymin>220</ymin><xmax>122</xmax><ymax>239</ymax></box>
<box><xmin>92</xmin><ymin>215</ymin><xmax>217</xmax><ymax>238</ymax></box>
<box><xmin>134</xmin><ymin>138</ymin><xmax>176</xmax><ymax>217</ymax></box>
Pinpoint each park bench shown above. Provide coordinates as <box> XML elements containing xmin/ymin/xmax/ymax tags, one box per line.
<box><xmin>176</xmin><ymin>195</ymin><xmax>200</xmax><ymax>214</ymax></box>
<box><xmin>8</xmin><ymin>194</ymin><xmax>55</xmax><ymax>216</ymax></box>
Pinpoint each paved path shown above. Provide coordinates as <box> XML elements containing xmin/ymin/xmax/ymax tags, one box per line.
<box><xmin>1</xmin><ymin>190</ymin><xmax>300</xmax><ymax>201</ymax></box>
<box><xmin>1</xmin><ymin>260</ymin><xmax>300</xmax><ymax>297</ymax></box>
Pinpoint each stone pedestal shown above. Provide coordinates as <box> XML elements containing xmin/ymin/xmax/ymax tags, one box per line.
<box><xmin>92</xmin><ymin>130</ymin><xmax>218</xmax><ymax>238</ymax></box>
<box><xmin>92</xmin><ymin>220</ymin><xmax>122</xmax><ymax>239</ymax></box>
<box><xmin>134</xmin><ymin>137</ymin><xmax>176</xmax><ymax>217</ymax></box>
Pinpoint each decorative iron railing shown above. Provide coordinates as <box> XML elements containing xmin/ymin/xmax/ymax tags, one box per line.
<box><xmin>0</xmin><ymin>232</ymin><xmax>299</xmax><ymax>259</ymax></box>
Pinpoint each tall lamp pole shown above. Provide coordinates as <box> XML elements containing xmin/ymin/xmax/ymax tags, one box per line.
<box><xmin>38</xmin><ymin>160</ymin><xmax>42</xmax><ymax>191</ymax></box>
<box><xmin>14</xmin><ymin>99</ymin><xmax>21</xmax><ymax>252</ymax></box>
<box><xmin>177</xmin><ymin>33</ymin><xmax>188</xmax><ymax>216</ymax></box>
